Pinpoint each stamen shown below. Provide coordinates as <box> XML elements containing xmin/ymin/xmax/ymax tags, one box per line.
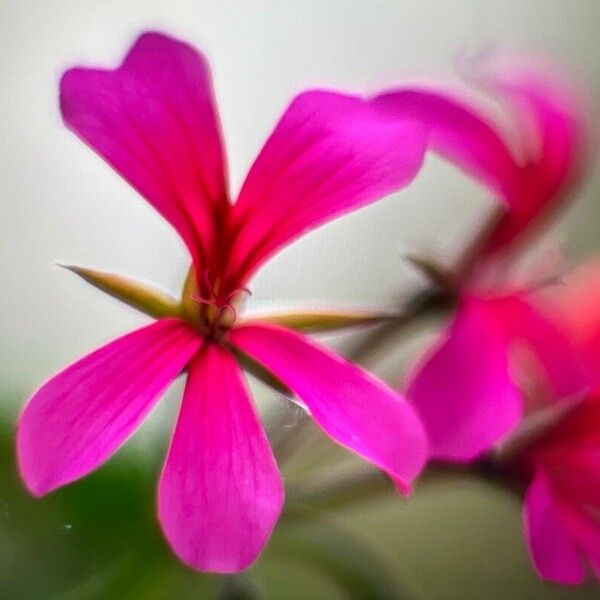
<box><xmin>187</xmin><ymin>267</ymin><xmax>251</xmax><ymax>334</ymax></box>
<box><xmin>192</xmin><ymin>295</ymin><xmax>216</xmax><ymax>307</ymax></box>
<box><xmin>221</xmin><ymin>303</ymin><xmax>238</xmax><ymax>323</ymax></box>
<box><xmin>224</xmin><ymin>285</ymin><xmax>252</xmax><ymax>304</ymax></box>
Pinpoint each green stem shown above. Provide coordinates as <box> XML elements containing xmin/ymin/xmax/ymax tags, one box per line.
<box><xmin>285</xmin><ymin>459</ymin><xmax>522</xmax><ymax>514</ymax></box>
<box><xmin>344</xmin><ymin>287</ymin><xmax>454</xmax><ymax>365</ymax></box>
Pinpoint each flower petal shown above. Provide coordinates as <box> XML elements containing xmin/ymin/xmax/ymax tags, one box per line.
<box><xmin>523</xmin><ymin>471</ymin><xmax>585</xmax><ymax>584</ymax></box>
<box><xmin>408</xmin><ymin>298</ymin><xmax>522</xmax><ymax>462</ymax></box>
<box><xmin>372</xmin><ymin>88</ymin><xmax>519</xmax><ymax>200</ymax></box>
<box><xmin>227</xmin><ymin>91</ymin><xmax>426</xmax><ymax>285</ymax></box>
<box><xmin>564</xmin><ymin>504</ymin><xmax>600</xmax><ymax>580</ymax></box>
<box><xmin>472</xmin><ymin>55</ymin><xmax>592</xmax><ymax>253</ymax></box>
<box><xmin>229</xmin><ymin>323</ymin><xmax>427</xmax><ymax>493</ymax></box>
<box><xmin>492</xmin><ymin>294</ymin><xmax>587</xmax><ymax>399</ymax></box>
<box><xmin>158</xmin><ymin>344</ymin><xmax>283</xmax><ymax>573</ymax></box>
<box><xmin>17</xmin><ymin>319</ymin><xmax>200</xmax><ymax>496</ymax></box>
<box><xmin>552</xmin><ymin>257</ymin><xmax>600</xmax><ymax>384</ymax></box>
<box><xmin>60</xmin><ymin>32</ymin><xmax>228</xmax><ymax>268</ymax></box>
<box><xmin>547</xmin><ymin>449</ymin><xmax>600</xmax><ymax>507</ymax></box>
<box><xmin>374</xmin><ymin>55</ymin><xmax>592</xmax><ymax>255</ymax></box>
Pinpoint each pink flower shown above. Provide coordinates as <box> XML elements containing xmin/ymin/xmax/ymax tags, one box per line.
<box><xmin>520</xmin><ymin>393</ymin><xmax>600</xmax><ymax>584</ymax></box>
<box><xmin>17</xmin><ymin>32</ymin><xmax>428</xmax><ymax>572</ymax></box>
<box><xmin>513</xmin><ymin>258</ymin><xmax>600</xmax><ymax>584</ymax></box>
<box><xmin>373</xmin><ymin>55</ymin><xmax>592</xmax><ymax>461</ymax></box>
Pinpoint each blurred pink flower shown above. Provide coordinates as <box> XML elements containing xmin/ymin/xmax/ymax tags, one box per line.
<box><xmin>520</xmin><ymin>394</ymin><xmax>600</xmax><ymax>584</ymax></box>
<box><xmin>17</xmin><ymin>32</ymin><xmax>428</xmax><ymax>572</ymax></box>
<box><xmin>514</xmin><ymin>258</ymin><xmax>600</xmax><ymax>584</ymax></box>
<box><xmin>375</xmin><ymin>55</ymin><xmax>593</xmax><ymax>461</ymax></box>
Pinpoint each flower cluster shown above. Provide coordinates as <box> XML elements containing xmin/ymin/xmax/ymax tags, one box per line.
<box><xmin>394</xmin><ymin>58</ymin><xmax>599</xmax><ymax>583</ymax></box>
<box><xmin>16</xmin><ymin>32</ymin><xmax>600</xmax><ymax>583</ymax></box>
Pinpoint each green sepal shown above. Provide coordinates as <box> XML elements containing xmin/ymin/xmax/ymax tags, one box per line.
<box><xmin>60</xmin><ymin>264</ymin><xmax>182</xmax><ymax>320</ymax></box>
<box><xmin>240</xmin><ymin>309</ymin><xmax>396</xmax><ymax>333</ymax></box>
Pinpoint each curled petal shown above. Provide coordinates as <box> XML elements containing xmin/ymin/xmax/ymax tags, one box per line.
<box><xmin>60</xmin><ymin>32</ymin><xmax>228</xmax><ymax>269</ymax></box>
<box><xmin>227</xmin><ymin>91</ymin><xmax>426</xmax><ymax>285</ymax></box>
<box><xmin>374</xmin><ymin>54</ymin><xmax>592</xmax><ymax>254</ymax></box>
<box><xmin>373</xmin><ymin>88</ymin><xmax>519</xmax><ymax>200</ymax></box>
<box><xmin>17</xmin><ymin>319</ymin><xmax>200</xmax><ymax>496</ymax></box>
<box><xmin>158</xmin><ymin>344</ymin><xmax>283</xmax><ymax>573</ymax></box>
<box><xmin>230</xmin><ymin>323</ymin><xmax>427</xmax><ymax>493</ymax></box>
<box><xmin>470</xmin><ymin>54</ymin><xmax>593</xmax><ymax>252</ymax></box>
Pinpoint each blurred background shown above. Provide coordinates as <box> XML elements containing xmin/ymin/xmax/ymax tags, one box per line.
<box><xmin>2</xmin><ymin>1</ymin><xmax>600</xmax><ymax>598</ymax></box>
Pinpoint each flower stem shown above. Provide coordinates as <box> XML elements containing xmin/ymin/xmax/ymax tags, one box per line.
<box><xmin>285</xmin><ymin>458</ymin><xmax>522</xmax><ymax>514</ymax></box>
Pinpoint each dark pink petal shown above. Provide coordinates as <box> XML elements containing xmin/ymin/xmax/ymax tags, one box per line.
<box><xmin>492</xmin><ymin>294</ymin><xmax>587</xmax><ymax>399</ymax></box>
<box><xmin>408</xmin><ymin>298</ymin><xmax>522</xmax><ymax>461</ymax></box>
<box><xmin>229</xmin><ymin>323</ymin><xmax>427</xmax><ymax>493</ymax></box>
<box><xmin>373</xmin><ymin>88</ymin><xmax>519</xmax><ymax>200</ymax></box>
<box><xmin>523</xmin><ymin>471</ymin><xmax>585</xmax><ymax>584</ymax></box>
<box><xmin>551</xmin><ymin>257</ymin><xmax>600</xmax><ymax>384</ymax></box>
<box><xmin>60</xmin><ymin>32</ymin><xmax>228</xmax><ymax>268</ymax></box>
<box><xmin>17</xmin><ymin>319</ymin><xmax>200</xmax><ymax>496</ymax></box>
<box><xmin>548</xmin><ymin>450</ymin><xmax>600</xmax><ymax>507</ymax></box>
<box><xmin>531</xmin><ymin>394</ymin><xmax>600</xmax><ymax>454</ymax></box>
<box><xmin>564</xmin><ymin>505</ymin><xmax>600</xmax><ymax>580</ymax></box>
<box><xmin>158</xmin><ymin>344</ymin><xmax>283</xmax><ymax>573</ymax></box>
<box><xmin>227</xmin><ymin>91</ymin><xmax>426</xmax><ymax>285</ymax></box>
<box><xmin>475</xmin><ymin>57</ymin><xmax>591</xmax><ymax>253</ymax></box>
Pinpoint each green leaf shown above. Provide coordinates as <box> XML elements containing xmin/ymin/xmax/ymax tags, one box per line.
<box><xmin>268</xmin><ymin>517</ymin><xmax>406</xmax><ymax>600</ymax></box>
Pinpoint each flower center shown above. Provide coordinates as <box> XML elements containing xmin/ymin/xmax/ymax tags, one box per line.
<box><xmin>180</xmin><ymin>267</ymin><xmax>249</xmax><ymax>339</ymax></box>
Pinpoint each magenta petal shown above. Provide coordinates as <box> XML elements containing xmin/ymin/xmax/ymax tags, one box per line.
<box><xmin>566</xmin><ymin>505</ymin><xmax>600</xmax><ymax>580</ymax></box>
<box><xmin>60</xmin><ymin>32</ymin><xmax>228</xmax><ymax>268</ymax></box>
<box><xmin>158</xmin><ymin>344</ymin><xmax>283</xmax><ymax>573</ymax></box>
<box><xmin>227</xmin><ymin>91</ymin><xmax>426</xmax><ymax>284</ymax></box>
<box><xmin>230</xmin><ymin>323</ymin><xmax>427</xmax><ymax>493</ymax></box>
<box><xmin>523</xmin><ymin>471</ymin><xmax>585</xmax><ymax>584</ymax></box>
<box><xmin>373</xmin><ymin>88</ymin><xmax>519</xmax><ymax>200</ymax></box>
<box><xmin>374</xmin><ymin>57</ymin><xmax>591</xmax><ymax>255</ymax></box>
<box><xmin>408</xmin><ymin>299</ymin><xmax>522</xmax><ymax>461</ymax></box>
<box><xmin>494</xmin><ymin>295</ymin><xmax>587</xmax><ymax>398</ymax></box>
<box><xmin>17</xmin><ymin>319</ymin><xmax>200</xmax><ymax>496</ymax></box>
<box><xmin>475</xmin><ymin>57</ymin><xmax>591</xmax><ymax>252</ymax></box>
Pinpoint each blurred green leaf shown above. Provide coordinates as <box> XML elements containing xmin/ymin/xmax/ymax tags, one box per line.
<box><xmin>269</xmin><ymin>516</ymin><xmax>404</xmax><ymax>600</ymax></box>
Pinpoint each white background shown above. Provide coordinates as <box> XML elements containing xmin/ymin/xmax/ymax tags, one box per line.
<box><xmin>2</xmin><ymin>0</ymin><xmax>599</xmax><ymax>393</ymax></box>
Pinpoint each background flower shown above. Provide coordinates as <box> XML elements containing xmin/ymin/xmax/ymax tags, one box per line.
<box><xmin>378</xmin><ymin>55</ymin><xmax>594</xmax><ymax>460</ymax></box>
